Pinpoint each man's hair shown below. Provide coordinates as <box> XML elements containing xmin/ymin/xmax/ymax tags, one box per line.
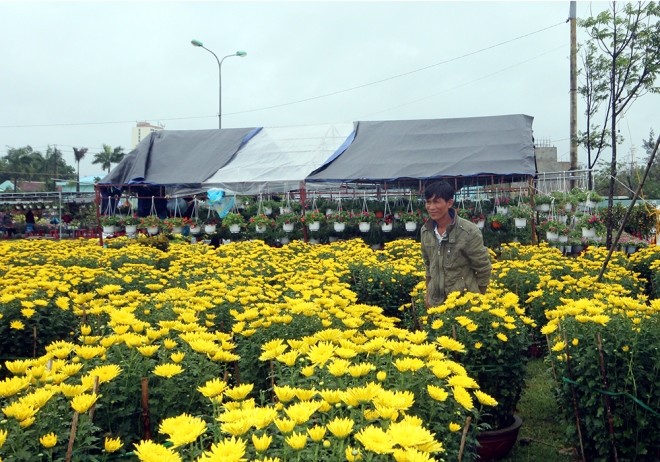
<box><xmin>424</xmin><ymin>181</ymin><xmax>455</xmax><ymax>201</ymax></box>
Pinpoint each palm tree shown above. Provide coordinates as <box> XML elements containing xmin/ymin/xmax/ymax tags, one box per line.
<box><xmin>73</xmin><ymin>147</ymin><xmax>88</xmax><ymax>193</ymax></box>
<box><xmin>92</xmin><ymin>144</ymin><xmax>125</xmax><ymax>174</ymax></box>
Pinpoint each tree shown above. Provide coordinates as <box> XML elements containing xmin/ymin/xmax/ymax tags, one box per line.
<box><xmin>73</xmin><ymin>147</ymin><xmax>88</xmax><ymax>193</ymax></box>
<box><xmin>92</xmin><ymin>144</ymin><xmax>125</xmax><ymax>174</ymax></box>
<box><xmin>579</xmin><ymin>1</ymin><xmax>660</xmax><ymax>248</ymax></box>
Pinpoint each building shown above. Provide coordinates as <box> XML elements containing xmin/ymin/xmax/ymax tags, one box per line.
<box><xmin>131</xmin><ymin>122</ymin><xmax>164</xmax><ymax>149</ymax></box>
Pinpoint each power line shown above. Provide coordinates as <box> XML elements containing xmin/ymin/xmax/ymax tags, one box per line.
<box><xmin>0</xmin><ymin>20</ymin><xmax>565</xmax><ymax>129</ymax></box>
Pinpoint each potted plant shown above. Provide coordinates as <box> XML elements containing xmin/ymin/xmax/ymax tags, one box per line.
<box><xmin>249</xmin><ymin>213</ymin><xmax>273</xmax><ymax>234</ymax></box>
<box><xmin>397</xmin><ymin>210</ymin><xmax>421</xmax><ymax>232</ymax></box>
<box><xmin>163</xmin><ymin>217</ymin><xmax>186</xmax><ymax>234</ymax></box>
<box><xmin>421</xmin><ymin>289</ymin><xmax>533</xmax><ymax>459</ymax></box>
<box><xmin>222</xmin><ymin>212</ymin><xmax>245</xmax><ymax>234</ymax></box>
<box><xmin>140</xmin><ymin>215</ymin><xmax>162</xmax><ymax>235</ymax></box>
<box><xmin>327</xmin><ymin>210</ymin><xmax>350</xmax><ymax>233</ymax></box>
<box><xmin>351</xmin><ymin>210</ymin><xmax>376</xmax><ymax>233</ymax></box>
<box><xmin>100</xmin><ymin>215</ymin><xmax>121</xmax><ymax>234</ymax></box>
<box><xmin>508</xmin><ymin>204</ymin><xmax>533</xmax><ymax>229</ymax></box>
<box><xmin>121</xmin><ymin>214</ymin><xmax>140</xmax><ymax>236</ymax></box>
<box><xmin>275</xmin><ymin>211</ymin><xmax>300</xmax><ymax>232</ymax></box>
<box><xmin>489</xmin><ymin>212</ymin><xmax>509</xmax><ymax>231</ymax></box>
<box><xmin>576</xmin><ymin>212</ymin><xmax>605</xmax><ymax>238</ymax></box>
<box><xmin>301</xmin><ymin>209</ymin><xmax>326</xmax><ymax>232</ymax></box>
<box><xmin>533</xmin><ymin>194</ymin><xmax>552</xmax><ymax>212</ymax></box>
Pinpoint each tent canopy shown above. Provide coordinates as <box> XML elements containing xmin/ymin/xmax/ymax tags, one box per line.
<box><xmin>306</xmin><ymin>114</ymin><xmax>536</xmax><ymax>187</ymax></box>
<box><xmin>203</xmin><ymin>123</ymin><xmax>355</xmax><ymax>195</ymax></box>
<box><xmin>99</xmin><ymin>114</ymin><xmax>536</xmax><ymax>195</ymax></box>
<box><xmin>100</xmin><ymin>127</ymin><xmax>258</xmax><ymax>188</ymax></box>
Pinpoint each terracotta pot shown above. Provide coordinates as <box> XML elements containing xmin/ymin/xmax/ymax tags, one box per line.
<box><xmin>477</xmin><ymin>414</ymin><xmax>523</xmax><ymax>461</ymax></box>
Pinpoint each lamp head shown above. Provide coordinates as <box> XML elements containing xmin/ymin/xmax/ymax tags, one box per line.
<box><xmin>236</xmin><ymin>51</ymin><xmax>247</xmax><ymax>57</ymax></box>
<box><xmin>191</xmin><ymin>39</ymin><xmax>204</xmax><ymax>47</ymax></box>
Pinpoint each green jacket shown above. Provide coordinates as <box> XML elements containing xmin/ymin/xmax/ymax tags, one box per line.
<box><xmin>421</xmin><ymin>210</ymin><xmax>492</xmax><ymax>306</ymax></box>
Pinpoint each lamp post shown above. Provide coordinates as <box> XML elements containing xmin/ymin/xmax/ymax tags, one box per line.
<box><xmin>191</xmin><ymin>39</ymin><xmax>247</xmax><ymax>129</ymax></box>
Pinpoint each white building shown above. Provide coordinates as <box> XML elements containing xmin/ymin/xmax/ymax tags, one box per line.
<box><xmin>131</xmin><ymin>122</ymin><xmax>164</xmax><ymax>148</ymax></box>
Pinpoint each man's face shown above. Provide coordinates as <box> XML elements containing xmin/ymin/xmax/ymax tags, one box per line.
<box><xmin>424</xmin><ymin>194</ymin><xmax>454</xmax><ymax>222</ymax></box>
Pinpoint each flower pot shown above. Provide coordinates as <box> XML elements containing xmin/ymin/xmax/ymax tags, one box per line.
<box><xmin>405</xmin><ymin>221</ymin><xmax>417</xmax><ymax>232</ymax></box>
<box><xmin>279</xmin><ymin>236</ymin><xmax>290</xmax><ymax>245</ymax></box>
<box><xmin>564</xmin><ymin>203</ymin><xmax>573</xmax><ymax>212</ymax></box>
<box><xmin>558</xmin><ymin>235</ymin><xmax>568</xmax><ymax>243</ymax></box>
<box><xmin>102</xmin><ymin>225</ymin><xmax>115</xmax><ymax>234</ymax></box>
<box><xmin>147</xmin><ymin>226</ymin><xmax>159</xmax><ymax>235</ymax></box>
<box><xmin>581</xmin><ymin>227</ymin><xmax>596</xmax><ymax>238</ymax></box>
<box><xmin>475</xmin><ymin>219</ymin><xmax>485</xmax><ymax>230</ymax></box>
<box><xmin>626</xmin><ymin>245</ymin><xmax>637</xmax><ymax>254</ymax></box>
<box><xmin>255</xmin><ymin>224</ymin><xmax>267</xmax><ymax>234</ymax></box>
<box><xmin>476</xmin><ymin>414</ymin><xmax>523</xmax><ymax>461</ymax></box>
<box><xmin>536</xmin><ymin>203</ymin><xmax>550</xmax><ymax>212</ymax></box>
<box><xmin>496</xmin><ymin>206</ymin><xmax>508</xmax><ymax>215</ymax></box>
<box><xmin>359</xmin><ymin>222</ymin><xmax>371</xmax><ymax>233</ymax></box>
<box><xmin>264</xmin><ymin>207</ymin><xmax>272</xmax><ymax>215</ymax></box>
<box><xmin>282</xmin><ymin>222</ymin><xmax>295</xmax><ymax>233</ymax></box>
<box><xmin>572</xmin><ymin>244</ymin><xmax>584</xmax><ymax>255</ymax></box>
<box><xmin>308</xmin><ymin>221</ymin><xmax>321</xmax><ymax>232</ymax></box>
<box><xmin>280</xmin><ymin>207</ymin><xmax>292</xmax><ymax>214</ymax></box>
<box><xmin>229</xmin><ymin>224</ymin><xmax>241</xmax><ymax>234</ymax></box>
<box><xmin>333</xmin><ymin>222</ymin><xmax>346</xmax><ymax>233</ymax></box>
<box><xmin>381</xmin><ymin>222</ymin><xmax>393</xmax><ymax>232</ymax></box>
<box><xmin>513</xmin><ymin>218</ymin><xmax>527</xmax><ymax>229</ymax></box>
<box><xmin>189</xmin><ymin>225</ymin><xmax>201</xmax><ymax>235</ymax></box>
<box><xmin>584</xmin><ymin>200</ymin><xmax>597</xmax><ymax>209</ymax></box>
<box><xmin>546</xmin><ymin>231</ymin><xmax>559</xmax><ymax>241</ymax></box>
<box><xmin>125</xmin><ymin>224</ymin><xmax>138</xmax><ymax>236</ymax></box>
<box><xmin>204</xmin><ymin>224</ymin><xmax>217</xmax><ymax>234</ymax></box>
<box><xmin>171</xmin><ymin>226</ymin><xmax>183</xmax><ymax>235</ymax></box>
<box><xmin>309</xmin><ymin>238</ymin><xmax>320</xmax><ymax>244</ymax></box>
<box><xmin>557</xmin><ymin>215</ymin><xmax>568</xmax><ymax>224</ymax></box>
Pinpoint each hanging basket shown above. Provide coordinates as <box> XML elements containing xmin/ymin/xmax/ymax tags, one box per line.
<box><xmin>405</xmin><ymin>221</ymin><xmax>417</xmax><ymax>232</ymax></box>
<box><xmin>359</xmin><ymin>222</ymin><xmax>371</xmax><ymax>233</ymax></box>
<box><xmin>283</xmin><ymin>222</ymin><xmax>295</xmax><ymax>233</ymax></box>
<box><xmin>381</xmin><ymin>222</ymin><xmax>393</xmax><ymax>232</ymax></box>
<box><xmin>333</xmin><ymin>222</ymin><xmax>346</xmax><ymax>233</ymax></box>
<box><xmin>204</xmin><ymin>224</ymin><xmax>217</xmax><ymax>234</ymax></box>
<box><xmin>308</xmin><ymin>221</ymin><xmax>321</xmax><ymax>232</ymax></box>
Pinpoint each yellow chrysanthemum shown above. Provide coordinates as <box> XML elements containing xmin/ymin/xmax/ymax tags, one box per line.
<box><xmin>133</xmin><ymin>440</ymin><xmax>182</xmax><ymax>462</ymax></box>
<box><xmin>39</xmin><ymin>432</ymin><xmax>57</xmax><ymax>448</ymax></box>
<box><xmin>326</xmin><ymin>416</ymin><xmax>354</xmax><ymax>438</ymax></box>
<box><xmin>153</xmin><ymin>363</ymin><xmax>183</xmax><ymax>378</ymax></box>
<box><xmin>71</xmin><ymin>393</ymin><xmax>99</xmax><ymax>413</ymax></box>
<box><xmin>159</xmin><ymin>413</ymin><xmax>207</xmax><ymax>448</ymax></box>
<box><xmin>104</xmin><ymin>436</ymin><xmax>123</xmax><ymax>453</ymax></box>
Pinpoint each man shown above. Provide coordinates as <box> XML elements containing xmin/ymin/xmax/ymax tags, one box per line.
<box><xmin>421</xmin><ymin>181</ymin><xmax>492</xmax><ymax>307</ymax></box>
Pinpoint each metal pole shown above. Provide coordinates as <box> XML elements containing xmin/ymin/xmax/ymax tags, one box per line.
<box><xmin>569</xmin><ymin>1</ymin><xmax>578</xmax><ymax>189</ymax></box>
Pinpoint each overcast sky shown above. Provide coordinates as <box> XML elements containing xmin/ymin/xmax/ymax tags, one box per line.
<box><xmin>1</xmin><ymin>1</ymin><xmax>657</xmax><ymax>178</ymax></box>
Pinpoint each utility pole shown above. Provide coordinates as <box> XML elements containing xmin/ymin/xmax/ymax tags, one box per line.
<box><xmin>569</xmin><ymin>1</ymin><xmax>578</xmax><ymax>190</ymax></box>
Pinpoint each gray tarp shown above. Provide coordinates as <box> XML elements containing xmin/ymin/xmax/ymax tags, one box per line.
<box><xmin>305</xmin><ymin>114</ymin><xmax>536</xmax><ymax>186</ymax></box>
<box><xmin>100</xmin><ymin>127</ymin><xmax>258</xmax><ymax>188</ymax></box>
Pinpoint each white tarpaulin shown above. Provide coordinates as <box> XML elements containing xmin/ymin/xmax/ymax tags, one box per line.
<box><xmin>203</xmin><ymin>123</ymin><xmax>355</xmax><ymax>195</ymax></box>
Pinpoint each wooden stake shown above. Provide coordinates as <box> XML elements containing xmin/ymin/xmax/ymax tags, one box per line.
<box><xmin>457</xmin><ymin>415</ymin><xmax>472</xmax><ymax>462</ymax></box>
<box><xmin>141</xmin><ymin>377</ymin><xmax>151</xmax><ymax>440</ymax></box>
<box><xmin>65</xmin><ymin>412</ymin><xmax>79</xmax><ymax>462</ymax></box>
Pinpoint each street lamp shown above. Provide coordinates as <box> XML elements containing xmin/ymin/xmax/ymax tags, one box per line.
<box><xmin>191</xmin><ymin>39</ymin><xmax>247</xmax><ymax>129</ymax></box>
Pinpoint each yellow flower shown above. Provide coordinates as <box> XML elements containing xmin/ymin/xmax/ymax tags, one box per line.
<box><xmin>138</xmin><ymin>345</ymin><xmax>160</xmax><ymax>357</ymax></box>
<box><xmin>21</xmin><ymin>308</ymin><xmax>36</xmax><ymax>319</ymax></box>
<box><xmin>452</xmin><ymin>386</ymin><xmax>474</xmax><ymax>410</ymax></box>
<box><xmin>80</xmin><ymin>324</ymin><xmax>92</xmax><ymax>335</ymax></box>
<box><xmin>354</xmin><ymin>425</ymin><xmax>394</xmax><ymax>454</ymax></box>
<box><xmin>71</xmin><ymin>393</ymin><xmax>98</xmax><ymax>413</ymax></box>
<box><xmin>40</xmin><ymin>432</ymin><xmax>57</xmax><ymax>448</ymax></box>
<box><xmin>436</xmin><ymin>336</ymin><xmax>466</xmax><ymax>352</ymax></box>
<box><xmin>474</xmin><ymin>390</ymin><xmax>499</xmax><ymax>406</ymax></box>
<box><xmin>496</xmin><ymin>332</ymin><xmax>508</xmax><ymax>342</ymax></box>
<box><xmin>376</xmin><ymin>370</ymin><xmax>387</xmax><ymax>381</ymax></box>
<box><xmin>10</xmin><ymin>320</ymin><xmax>25</xmax><ymax>330</ymax></box>
<box><xmin>252</xmin><ymin>433</ymin><xmax>272</xmax><ymax>452</ymax></box>
<box><xmin>224</xmin><ymin>383</ymin><xmax>253</xmax><ymax>401</ymax></box>
<box><xmin>326</xmin><ymin>416</ymin><xmax>354</xmax><ymax>438</ymax></box>
<box><xmin>551</xmin><ymin>341</ymin><xmax>566</xmax><ymax>352</ymax></box>
<box><xmin>170</xmin><ymin>352</ymin><xmax>186</xmax><ymax>363</ymax></box>
<box><xmin>449</xmin><ymin>422</ymin><xmax>462</xmax><ymax>432</ymax></box>
<box><xmin>159</xmin><ymin>413</ymin><xmax>207</xmax><ymax>447</ymax></box>
<box><xmin>198</xmin><ymin>378</ymin><xmax>228</xmax><ymax>398</ymax></box>
<box><xmin>0</xmin><ymin>428</ymin><xmax>7</xmax><ymax>448</ymax></box>
<box><xmin>104</xmin><ymin>436</ymin><xmax>123</xmax><ymax>453</ymax></box>
<box><xmin>307</xmin><ymin>424</ymin><xmax>327</xmax><ymax>442</ymax></box>
<box><xmin>153</xmin><ymin>363</ymin><xmax>183</xmax><ymax>378</ymax></box>
<box><xmin>427</xmin><ymin>384</ymin><xmax>449</xmax><ymax>402</ymax></box>
<box><xmin>197</xmin><ymin>436</ymin><xmax>246</xmax><ymax>462</ymax></box>
<box><xmin>274</xmin><ymin>417</ymin><xmax>297</xmax><ymax>433</ymax></box>
<box><xmin>285</xmin><ymin>431</ymin><xmax>308</xmax><ymax>450</ymax></box>
<box><xmin>133</xmin><ymin>440</ymin><xmax>182</xmax><ymax>462</ymax></box>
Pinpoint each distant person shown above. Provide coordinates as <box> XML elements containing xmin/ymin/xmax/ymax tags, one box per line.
<box><xmin>25</xmin><ymin>209</ymin><xmax>35</xmax><ymax>233</ymax></box>
<box><xmin>1</xmin><ymin>213</ymin><xmax>16</xmax><ymax>237</ymax></box>
<box><xmin>421</xmin><ymin>181</ymin><xmax>492</xmax><ymax>307</ymax></box>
